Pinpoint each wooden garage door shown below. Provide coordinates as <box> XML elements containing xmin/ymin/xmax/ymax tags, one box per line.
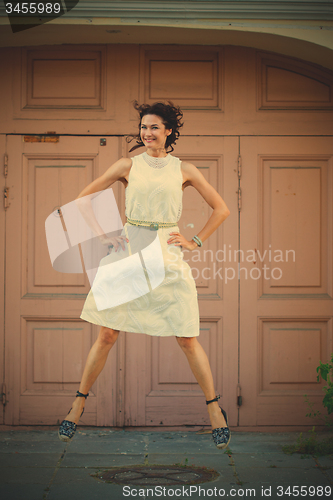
<box><xmin>4</xmin><ymin>134</ymin><xmax>332</xmax><ymax>428</ymax></box>
<box><xmin>239</xmin><ymin>136</ymin><xmax>333</xmax><ymax>427</ymax></box>
<box><xmin>4</xmin><ymin>135</ymin><xmax>121</xmax><ymax>425</ymax></box>
<box><xmin>4</xmin><ymin>134</ymin><xmax>239</xmax><ymax>428</ymax></box>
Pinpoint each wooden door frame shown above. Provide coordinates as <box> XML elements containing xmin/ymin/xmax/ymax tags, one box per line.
<box><xmin>0</xmin><ymin>135</ymin><xmax>6</xmax><ymax>423</ymax></box>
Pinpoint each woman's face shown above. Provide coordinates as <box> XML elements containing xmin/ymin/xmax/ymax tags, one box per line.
<box><xmin>140</xmin><ymin>114</ymin><xmax>172</xmax><ymax>153</ymax></box>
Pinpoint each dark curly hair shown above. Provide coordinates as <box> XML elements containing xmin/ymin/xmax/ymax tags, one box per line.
<box><xmin>127</xmin><ymin>100</ymin><xmax>184</xmax><ymax>153</ymax></box>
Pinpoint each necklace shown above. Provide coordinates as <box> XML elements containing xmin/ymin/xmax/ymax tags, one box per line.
<box><xmin>143</xmin><ymin>152</ymin><xmax>171</xmax><ymax>169</ymax></box>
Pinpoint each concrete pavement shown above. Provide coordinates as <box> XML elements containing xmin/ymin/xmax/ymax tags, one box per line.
<box><xmin>0</xmin><ymin>428</ymin><xmax>332</xmax><ymax>500</ymax></box>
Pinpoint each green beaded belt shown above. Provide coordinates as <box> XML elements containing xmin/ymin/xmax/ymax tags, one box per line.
<box><xmin>126</xmin><ymin>217</ymin><xmax>178</xmax><ymax>230</ymax></box>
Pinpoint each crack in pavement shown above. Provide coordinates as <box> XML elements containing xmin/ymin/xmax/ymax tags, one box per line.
<box><xmin>313</xmin><ymin>456</ymin><xmax>333</xmax><ymax>486</ymax></box>
<box><xmin>42</xmin><ymin>444</ymin><xmax>68</xmax><ymax>500</ymax></box>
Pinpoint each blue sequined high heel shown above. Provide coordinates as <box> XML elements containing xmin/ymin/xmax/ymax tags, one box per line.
<box><xmin>58</xmin><ymin>391</ymin><xmax>89</xmax><ymax>442</ymax></box>
<box><xmin>206</xmin><ymin>395</ymin><xmax>231</xmax><ymax>449</ymax></box>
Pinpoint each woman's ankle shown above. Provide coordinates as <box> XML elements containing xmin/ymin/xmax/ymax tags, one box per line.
<box><xmin>65</xmin><ymin>398</ymin><xmax>85</xmax><ymax>423</ymax></box>
<box><xmin>206</xmin><ymin>401</ymin><xmax>220</xmax><ymax>411</ymax></box>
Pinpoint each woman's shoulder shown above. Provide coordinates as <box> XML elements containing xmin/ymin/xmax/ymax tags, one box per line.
<box><xmin>117</xmin><ymin>156</ymin><xmax>133</xmax><ymax>173</ymax></box>
<box><xmin>132</xmin><ymin>151</ymin><xmax>145</xmax><ymax>158</ymax></box>
<box><xmin>179</xmin><ymin>159</ymin><xmax>195</xmax><ymax>170</ymax></box>
<box><xmin>119</xmin><ymin>156</ymin><xmax>133</xmax><ymax>165</ymax></box>
<box><xmin>169</xmin><ymin>153</ymin><xmax>182</xmax><ymax>164</ymax></box>
<box><xmin>179</xmin><ymin>160</ymin><xmax>200</xmax><ymax>185</ymax></box>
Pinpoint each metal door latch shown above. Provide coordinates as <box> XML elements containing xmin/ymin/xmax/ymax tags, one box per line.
<box><xmin>237</xmin><ymin>384</ymin><xmax>242</xmax><ymax>407</ymax></box>
<box><xmin>3</xmin><ymin>187</ymin><xmax>10</xmax><ymax>210</ymax></box>
<box><xmin>1</xmin><ymin>383</ymin><xmax>8</xmax><ymax>406</ymax></box>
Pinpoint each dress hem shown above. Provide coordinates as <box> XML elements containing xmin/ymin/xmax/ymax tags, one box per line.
<box><xmin>80</xmin><ymin>315</ymin><xmax>200</xmax><ymax>337</ymax></box>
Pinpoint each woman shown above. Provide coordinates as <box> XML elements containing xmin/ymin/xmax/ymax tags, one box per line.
<box><xmin>58</xmin><ymin>101</ymin><xmax>231</xmax><ymax>449</ymax></box>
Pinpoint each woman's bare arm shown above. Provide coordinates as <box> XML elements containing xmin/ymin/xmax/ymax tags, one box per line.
<box><xmin>75</xmin><ymin>157</ymin><xmax>132</xmax><ymax>242</ymax></box>
<box><xmin>76</xmin><ymin>157</ymin><xmax>132</xmax><ymax>199</ymax></box>
<box><xmin>181</xmin><ymin>161</ymin><xmax>230</xmax><ymax>249</ymax></box>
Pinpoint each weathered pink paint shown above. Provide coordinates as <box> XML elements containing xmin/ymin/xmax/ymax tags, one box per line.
<box><xmin>1</xmin><ymin>45</ymin><xmax>332</xmax><ymax>429</ymax></box>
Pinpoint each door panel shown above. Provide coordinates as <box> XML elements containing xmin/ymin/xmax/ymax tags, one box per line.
<box><xmin>240</xmin><ymin>137</ymin><xmax>333</xmax><ymax>427</ymax></box>
<box><xmin>5</xmin><ymin>135</ymin><xmax>121</xmax><ymax>425</ymax></box>
<box><xmin>121</xmin><ymin>137</ymin><xmax>239</xmax><ymax>426</ymax></box>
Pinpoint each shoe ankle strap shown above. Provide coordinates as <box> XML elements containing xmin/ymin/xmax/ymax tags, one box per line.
<box><xmin>76</xmin><ymin>390</ymin><xmax>89</xmax><ymax>399</ymax></box>
<box><xmin>206</xmin><ymin>394</ymin><xmax>220</xmax><ymax>405</ymax></box>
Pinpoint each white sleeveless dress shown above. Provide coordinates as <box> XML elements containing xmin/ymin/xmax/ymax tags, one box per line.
<box><xmin>80</xmin><ymin>152</ymin><xmax>200</xmax><ymax>337</ymax></box>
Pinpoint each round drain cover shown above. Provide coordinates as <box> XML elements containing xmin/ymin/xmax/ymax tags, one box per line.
<box><xmin>95</xmin><ymin>465</ymin><xmax>219</xmax><ymax>486</ymax></box>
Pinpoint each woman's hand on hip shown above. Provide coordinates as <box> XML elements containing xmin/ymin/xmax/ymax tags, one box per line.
<box><xmin>167</xmin><ymin>232</ymin><xmax>198</xmax><ymax>251</ymax></box>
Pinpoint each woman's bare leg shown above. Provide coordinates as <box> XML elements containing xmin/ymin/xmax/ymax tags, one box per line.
<box><xmin>176</xmin><ymin>336</ymin><xmax>227</xmax><ymax>430</ymax></box>
<box><xmin>63</xmin><ymin>326</ymin><xmax>119</xmax><ymax>424</ymax></box>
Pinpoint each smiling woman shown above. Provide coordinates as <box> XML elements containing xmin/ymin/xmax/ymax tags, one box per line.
<box><xmin>57</xmin><ymin>100</ymin><xmax>231</xmax><ymax>450</ymax></box>
<box><xmin>127</xmin><ymin>100</ymin><xmax>184</xmax><ymax>153</ymax></box>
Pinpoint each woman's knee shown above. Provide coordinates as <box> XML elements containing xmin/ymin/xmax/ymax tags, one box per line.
<box><xmin>98</xmin><ymin>327</ymin><xmax>120</xmax><ymax>346</ymax></box>
<box><xmin>176</xmin><ymin>336</ymin><xmax>197</xmax><ymax>351</ymax></box>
